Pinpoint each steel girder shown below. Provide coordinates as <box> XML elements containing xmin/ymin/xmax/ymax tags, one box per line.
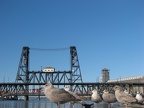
<box><xmin>28</xmin><ymin>71</ymin><xmax>72</xmax><ymax>83</ymax></box>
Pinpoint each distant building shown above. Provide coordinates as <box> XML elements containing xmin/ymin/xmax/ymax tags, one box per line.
<box><xmin>100</xmin><ymin>68</ymin><xmax>110</xmax><ymax>83</ymax></box>
<box><xmin>42</xmin><ymin>67</ymin><xmax>55</xmax><ymax>72</ymax></box>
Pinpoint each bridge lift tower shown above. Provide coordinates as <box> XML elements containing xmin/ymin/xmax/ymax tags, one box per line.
<box><xmin>15</xmin><ymin>46</ymin><xmax>83</xmax><ymax>100</ymax></box>
<box><xmin>15</xmin><ymin>47</ymin><xmax>30</xmax><ymax>100</ymax></box>
<box><xmin>70</xmin><ymin>46</ymin><xmax>83</xmax><ymax>83</ymax></box>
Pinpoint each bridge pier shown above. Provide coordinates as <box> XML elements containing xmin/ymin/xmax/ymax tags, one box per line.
<box><xmin>24</xmin><ymin>95</ymin><xmax>29</xmax><ymax>101</ymax></box>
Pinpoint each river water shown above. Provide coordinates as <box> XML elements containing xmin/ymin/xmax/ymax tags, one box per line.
<box><xmin>0</xmin><ymin>100</ymin><xmax>143</xmax><ymax>108</ymax></box>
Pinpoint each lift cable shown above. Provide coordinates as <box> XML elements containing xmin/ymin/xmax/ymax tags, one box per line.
<box><xmin>30</xmin><ymin>47</ymin><xmax>70</xmax><ymax>51</ymax></box>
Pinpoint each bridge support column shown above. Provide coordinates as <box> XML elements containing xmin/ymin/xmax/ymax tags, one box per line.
<box><xmin>24</xmin><ymin>95</ymin><xmax>29</xmax><ymax>101</ymax></box>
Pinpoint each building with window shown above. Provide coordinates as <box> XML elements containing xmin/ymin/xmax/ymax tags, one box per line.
<box><xmin>42</xmin><ymin>67</ymin><xmax>55</xmax><ymax>72</ymax></box>
<box><xmin>100</xmin><ymin>68</ymin><xmax>110</xmax><ymax>83</ymax></box>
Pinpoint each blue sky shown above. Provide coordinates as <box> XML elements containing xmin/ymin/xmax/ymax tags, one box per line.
<box><xmin>0</xmin><ymin>0</ymin><xmax>144</xmax><ymax>83</ymax></box>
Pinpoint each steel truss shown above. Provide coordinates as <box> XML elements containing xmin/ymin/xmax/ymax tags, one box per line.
<box><xmin>28</xmin><ymin>71</ymin><xmax>72</xmax><ymax>83</ymax></box>
<box><xmin>15</xmin><ymin>46</ymin><xmax>83</xmax><ymax>84</ymax></box>
<box><xmin>14</xmin><ymin>46</ymin><xmax>84</xmax><ymax>100</ymax></box>
<box><xmin>0</xmin><ymin>82</ymin><xmax>143</xmax><ymax>99</ymax></box>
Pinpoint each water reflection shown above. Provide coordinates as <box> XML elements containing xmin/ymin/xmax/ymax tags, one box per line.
<box><xmin>0</xmin><ymin>100</ymin><xmax>79</xmax><ymax>108</ymax></box>
<box><xmin>0</xmin><ymin>100</ymin><xmax>143</xmax><ymax>108</ymax></box>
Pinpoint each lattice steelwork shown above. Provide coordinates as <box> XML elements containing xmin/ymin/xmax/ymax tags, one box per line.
<box><xmin>15</xmin><ymin>46</ymin><xmax>83</xmax><ymax>84</ymax></box>
<box><xmin>15</xmin><ymin>46</ymin><xmax>29</xmax><ymax>83</ymax></box>
<box><xmin>15</xmin><ymin>46</ymin><xmax>29</xmax><ymax>100</ymax></box>
<box><xmin>70</xmin><ymin>46</ymin><xmax>83</xmax><ymax>83</ymax></box>
<box><xmin>0</xmin><ymin>82</ymin><xmax>143</xmax><ymax>100</ymax></box>
<box><xmin>14</xmin><ymin>46</ymin><xmax>83</xmax><ymax>100</ymax></box>
<box><xmin>28</xmin><ymin>71</ymin><xmax>72</xmax><ymax>83</ymax></box>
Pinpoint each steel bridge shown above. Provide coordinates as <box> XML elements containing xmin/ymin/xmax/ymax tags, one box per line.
<box><xmin>0</xmin><ymin>46</ymin><xmax>144</xmax><ymax>100</ymax></box>
<box><xmin>0</xmin><ymin>82</ymin><xmax>144</xmax><ymax>100</ymax></box>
